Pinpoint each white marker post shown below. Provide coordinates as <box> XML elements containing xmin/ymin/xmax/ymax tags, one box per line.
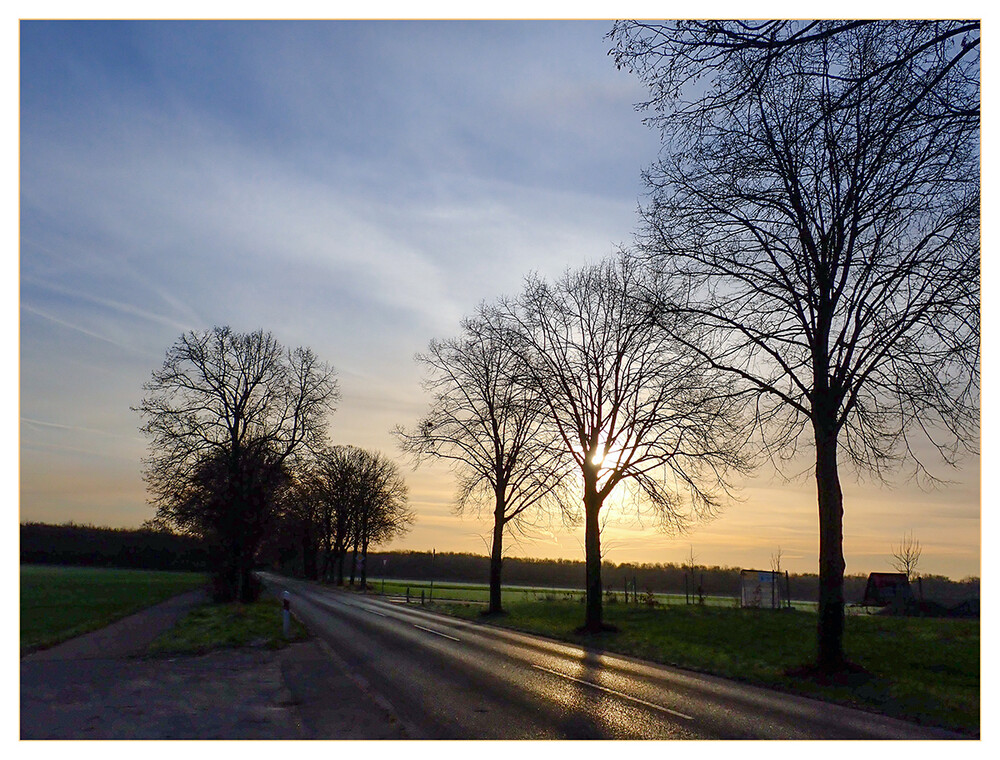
<box><xmin>282</xmin><ymin>591</ymin><xmax>291</xmax><ymax>638</ymax></box>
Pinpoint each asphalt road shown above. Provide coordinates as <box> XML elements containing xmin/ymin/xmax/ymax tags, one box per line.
<box><xmin>258</xmin><ymin>572</ymin><xmax>964</xmax><ymax>740</ymax></box>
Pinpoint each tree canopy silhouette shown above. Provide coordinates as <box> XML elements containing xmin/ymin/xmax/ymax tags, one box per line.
<box><xmin>397</xmin><ymin>313</ymin><xmax>574</xmax><ymax>614</ymax></box>
<box><xmin>497</xmin><ymin>254</ymin><xmax>748</xmax><ymax>631</ymax></box>
<box><xmin>611</xmin><ymin>20</ymin><xmax>979</xmax><ymax>668</ymax></box>
<box><xmin>136</xmin><ymin>326</ymin><xmax>339</xmax><ymax>601</ymax></box>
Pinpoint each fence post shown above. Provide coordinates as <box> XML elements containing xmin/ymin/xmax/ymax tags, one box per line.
<box><xmin>406</xmin><ymin>586</ymin><xmax>410</xmax><ymax>603</ymax></box>
<box><xmin>421</xmin><ymin>589</ymin><xmax>425</xmax><ymax>606</ymax></box>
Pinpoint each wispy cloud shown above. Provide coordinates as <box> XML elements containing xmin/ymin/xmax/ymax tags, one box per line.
<box><xmin>21</xmin><ymin>416</ymin><xmax>140</xmax><ymax>441</ymax></box>
<box><xmin>21</xmin><ymin>303</ymin><xmax>145</xmax><ymax>355</ymax></box>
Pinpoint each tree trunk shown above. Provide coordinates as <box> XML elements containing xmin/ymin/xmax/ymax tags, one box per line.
<box><xmin>301</xmin><ymin>532</ymin><xmax>314</xmax><ymax>579</ymax></box>
<box><xmin>335</xmin><ymin>550</ymin><xmax>345</xmax><ymax>586</ymax></box>
<box><xmin>360</xmin><ymin>536</ymin><xmax>370</xmax><ymax>589</ymax></box>
<box><xmin>230</xmin><ymin>536</ymin><xmax>243</xmax><ymax>602</ymax></box>
<box><xmin>349</xmin><ymin>538</ymin><xmax>359</xmax><ymax>586</ymax></box>
<box><xmin>320</xmin><ymin>538</ymin><xmax>332</xmax><ymax>582</ymax></box>
<box><xmin>814</xmin><ymin>422</ymin><xmax>846</xmax><ymax>670</ymax></box>
<box><xmin>239</xmin><ymin>564</ymin><xmax>255</xmax><ymax>603</ymax></box>
<box><xmin>582</xmin><ymin>470</ymin><xmax>604</xmax><ymax>632</ymax></box>
<box><xmin>488</xmin><ymin>499</ymin><xmax>505</xmax><ymax>614</ymax></box>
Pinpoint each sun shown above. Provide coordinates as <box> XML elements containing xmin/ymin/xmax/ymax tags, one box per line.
<box><xmin>588</xmin><ymin>436</ymin><xmax>625</xmax><ymax>473</ymax></box>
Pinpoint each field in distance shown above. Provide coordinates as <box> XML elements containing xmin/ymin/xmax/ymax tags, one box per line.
<box><xmin>20</xmin><ymin>564</ymin><xmax>207</xmax><ymax>655</ymax></box>
<box><xmin>370</xmin><ymin>577</ymin><xmax>819</xmax><ymax>611</ymax></box>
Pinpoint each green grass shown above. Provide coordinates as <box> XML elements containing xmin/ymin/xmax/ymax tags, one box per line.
<box><xmin>20</xmin><ymin>564</ymin><xmax>208</xmax><ymax>655</ymax></box>
<box><xmin>148</xmin><ymin>596</ymin><xmax>309</xmax><ymax>655</ymax></box>
<box><xmin>375</xmin><ymin>579</ymin><xmax>583</xmax><ymax>604</ymax></box>
<box><xmin>372</xmin><ymin>577</ymin><xmax>810</xmax><ymax>609</ymax></box>
<box><xmin>436</xmin><ymin>598</ymin><xmax>979</xmax><ymax>735</ymax></box>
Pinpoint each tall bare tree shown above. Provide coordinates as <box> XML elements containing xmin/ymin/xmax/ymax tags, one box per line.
<box><xmin>891</xmin><ymin>531</ymin><xmax>922</xmax><ymax>582</ymax></box>
<box><xmin>498</xmin><ymin>254</ymin><xmax>747</xmax><ymax>632</ymax></box>
<box><xmin>397</xmin><ymin>315</ymin><xmax>573</xmax><ymax>614</ymax></box>
<box><xmin>351</xmin><ymin>449</ymin><xmax>413</xmax><ymax>589</ymax></box>
<box><xmin>309</xmin><ymin>445</ymin><xmax>413</xmax><ymax>587</ymax></box>
<box><xmin>611</xmin><ymin>21</ymin><xmax>979</xmax><ymax>668</ymax></box>
<box><xmin>136</xmin><ymin>326</ymin><xmax>339</xmax><ymax>601</ymax></box>
<box><xmin>311</xmin><ymin>445</ymin><xmax>365</xmax><ymax>585</ymax></box>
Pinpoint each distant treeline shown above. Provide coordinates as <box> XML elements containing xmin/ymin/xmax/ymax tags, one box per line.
<box><xmin>356</xmin><ymin>550</ymin><xmax>980</xmax><ymax>606</ymax></box>
<box><xmin>20</xmin><ymin>524</ymin><xmax>979</xmax><ymax>606</ymax></box>
<box><xmin>20</xmin><ymin>522</ymin><xmax>209</xmax><ymax>571</ymax></box>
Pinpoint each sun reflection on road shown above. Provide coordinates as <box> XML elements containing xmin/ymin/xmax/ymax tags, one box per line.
<box><xmin>526</xmin><ymin>649</ymin><xmax>697</xmax><ymax>739</ymax></box>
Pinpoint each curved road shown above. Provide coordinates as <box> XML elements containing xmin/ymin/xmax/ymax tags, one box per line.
<box><xmin>259</xmin><ymin>572</ymin><xmax>963</xmax><ymax>740</ymax></box>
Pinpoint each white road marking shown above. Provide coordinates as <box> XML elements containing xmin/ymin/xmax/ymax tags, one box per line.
<box><xmin>365</xmin><ymin>608</ymin><xmax>387</xmax><ymax>617</ymax></box>
<box><xmin>413</xmin><ymin>624</ymin><xmax>460</xmax><ymax>642</ymax></box>
<box><xmin>531</xmin><ymin>664</ymin><xmax>694</xmax><ymax>721</ymax></box>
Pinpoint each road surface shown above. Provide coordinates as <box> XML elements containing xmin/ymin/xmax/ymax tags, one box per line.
<box><xmin>258</xmin><ymin>572</ymin><xmax>964</xmax><ymax>740</ymax></box>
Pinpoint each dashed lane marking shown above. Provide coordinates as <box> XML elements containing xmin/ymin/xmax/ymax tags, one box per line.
<box><xmin>531</xmin><ymin>664</ymin><xmax>694</xmax><ymax>721</ymax></box>
<box><xmin>413</xmin><ymin>624</ymin><xmax>461</xmax><ymax>642</ymax></box>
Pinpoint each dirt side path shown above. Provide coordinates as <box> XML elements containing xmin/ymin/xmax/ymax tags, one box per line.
<box><xmin>24</xmin><ymin>588</ymin><xmax>210</xmax><ymax>661</ymax></box>
<box><xmin>21</xmin><ymin>589</ymin><xmax>408</xmax><ymax>739</ymax></box>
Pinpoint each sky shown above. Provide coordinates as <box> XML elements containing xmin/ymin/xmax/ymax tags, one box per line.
<box><xmin>16</xmin><ymin>17</ymin><xmax>982</xmax><ymax>581</ymax></box>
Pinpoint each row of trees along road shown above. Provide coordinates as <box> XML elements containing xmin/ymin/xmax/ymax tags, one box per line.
<box><xmin>290</xmin><ymin>445</ymin><xmax>413</xmax><ymax>588</ymax></box>
<box><xmin>399</xmin><ymin>255</ymin><xmax>750</xmax><ymax>631</ymax></box>
<box><xmin>136</xmin><ymin>326</ymin><xmax>412</xmax><ymax>601</ymax></box>
<box><xmin>400</xmin><ymin>20</ymin><xmax>978</xmax><ymax>669</ymax></box>
<box><xmin>609</xmin><ymin>20</ymin><xmax>980</xmax><ymax>670</ymax></box>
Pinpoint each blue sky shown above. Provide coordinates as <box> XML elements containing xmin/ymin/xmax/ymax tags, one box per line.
<box><xmin>17</xmin><ymin>18</ymin><xmax>981</xmax><ymax>578</ymax></box>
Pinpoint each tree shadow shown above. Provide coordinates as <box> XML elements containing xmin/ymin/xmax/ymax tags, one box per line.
<box><xmin>785</xmin><ymin>660</ymin><xmax>874</xmax><ymax>688</ymax></box>
<box><xmin>573</xmin><ymin>622</ymin><xmax>619</xmax><ymax>635</ymax></box>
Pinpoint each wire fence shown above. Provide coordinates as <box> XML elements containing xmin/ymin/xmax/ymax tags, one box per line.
<box><xmin>366</xmin><ymin>577</ymin><xmax>819</xmax><ymax>611</ymax></box>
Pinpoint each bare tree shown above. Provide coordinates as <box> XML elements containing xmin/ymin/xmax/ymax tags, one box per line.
<box><xmin>610</xmin><ymin>21</ymin><xmax>979</xmax><ymax>127</ymax></box>
<box><xmin>309</xmin><ymin>445</ymin><xmax>414</xmax><ymax>588</ymax></box>
<box><xmin>891</xmin><ymin>531</ymin><xmax>922</xmax><ymax>582</ymax></box>
<box><xmin>770</xmin><ymin>546</ymin><xmax>783</xmax><ymax>576</ymax></box>
<box><xmin>397</xmin><ymin>315</ymin><xmax>573</xmax><ymax>614</ymax></box>
<box><xmin>611</xmin><ymin>21</ymin><xmax>979</xmax><ymax>668</ymax></box>
<box><xmin>263</xmin><ymin>471</ymin><xmax>323</xmax><ymax>580</ymax></box>
<box><xmin>311</xmin><ymin>445</ymin><xmax>364</xmax><ymax>585</ymax></box>
<box><xmin>687</xmin><ymin>545</ymin><xmax>698</xmax><ymax>575</ymax></box>
<box><xmin>498</xmin><ymin>254</ymin><xmax>748</xmax><ymax>632</ymax></box>
<box><xmin>685</xmin><ymin>544</ymin><xmax>700</xmax><ymax>604</ymax></box>
<box><xmin>349</xmin><ymin>449</ymin><xmax>413</xmax><ymax>589</ymax></box>
<box><xmin>136</xmin><ymin>326</ymin><xmax>339</xmax><ymax>601</ymax></box>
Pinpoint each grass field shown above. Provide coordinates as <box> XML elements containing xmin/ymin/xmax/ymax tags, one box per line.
<box><xmin>371</xmin><ymin>577</ymin><xmax>819</xmax><ymax>610</ymax></box>
<box><xmin>20</xmin><ymin>564</ymin><xmax>208</xmax><ymax>655</ymax></box>
<box><xmin>431</xmin><ymin>597</ymin><xmax>978</xmax><ymax>735</ymax></box>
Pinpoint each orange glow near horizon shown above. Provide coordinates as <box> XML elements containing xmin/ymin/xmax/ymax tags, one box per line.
<box><xmin>18</xmin><ymin>408</ymin><xmax>981</xmax><ymax>580</ymax></box>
